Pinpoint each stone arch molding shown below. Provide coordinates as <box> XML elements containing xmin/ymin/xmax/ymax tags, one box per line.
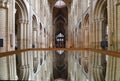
<box><xmin>32</xmin><ymin>6</ymin><xmax>40</xmax><ymax>24</ymax></box>
<box><xmin>15</xmin><ymin>0</ymin><xmax>30</xmax><ymax>80</ymax></box>
<box><xmin>15</xmin><ymin>0</ymin><xmax>28</xmax><ymax>21</ymax></box>
<box><xmin>94</xmin><ymin>0</ymin><xmax>107</xmax><ymax>19</ymax></box>
<box><xmin>83</xmin><ymin>15</ymin><xmax>89</xmax><ymax>32</ymax></box>
<box><xmin>32</xmin><ymin>15</ymin><xmax>38</xmax><ymax>29</ymax></box>
<box><xmin>83</xmin><ymin>13</ymin><xmax>89</xmax><ymax>27</ymax></box>
<box><xmin>92</xmin><ymin>0</ymin><xmax>107</xmax><ymax>81</ymax></box>
<box><xmin>32</xmin><ymin>15</ymin><xmax>39</xmax><ymax>74</ymax></box>
<box><xmin>31</xmin><ymin>14</ymin><xmax>44</xmax><ymax>80</ymax></box>
<box><xmin>82</xmin><ymin>14</ymin><xmax>89</xmax><ymax>74</ymax></box>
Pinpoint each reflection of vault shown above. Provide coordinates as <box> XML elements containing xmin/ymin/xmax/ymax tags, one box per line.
<box><xmin>57</xmin><ymin>50</ymin><xmax>64</xmax><ymax>54</ymax></box>
<box><xmin>55</xmin><ymin>78</ymin><xmax>66</xmax><ymax>81</ymax></box>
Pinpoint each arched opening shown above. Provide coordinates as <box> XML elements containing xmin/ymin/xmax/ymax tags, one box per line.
<box><xmin>93</xmin><ymin>0</ymin><xmax>108</xmax><ymax>81</ymax></box>
<box><xmin>39</xmin><ymin>23</ymin><xmax>43</xmax><ymax>66</ymax></box>
<box><xmin>78</xmin><ymin>22</ymin><xmax>82</xmax><ymax>66</ymax></box>
<box><xmin>82</xmin><ymin>14</ymin><xmax>89</xmax><ymax>74</ymax></box>
<box><xmin>15</xmin><ymin>0</ymin><xmax>28</xmax><ymax>80</ymax></box>
<box><xmin>32</xmin><ymin>15</ymin><xmax>39</xmax><ymax>73</ymax></box>
<box><xmin>32</xmin><ymin>15</ymin><xmax>38</xmax><ymax>48</ymax></box>
<box><xmin>100</xmin><ymin>2</ymin><xmax>108</xmax><ymax>79</ymax></box>
<box><xmin>15</xmin><ymin>7</ymin><xmax>19</xmax><ymax>79</ymax></box>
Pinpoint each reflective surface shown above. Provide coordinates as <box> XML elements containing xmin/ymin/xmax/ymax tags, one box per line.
<box><xmin>0</xmin><ymin>48</ymin><xmax>119</xmax><ymax>81</ymax></box>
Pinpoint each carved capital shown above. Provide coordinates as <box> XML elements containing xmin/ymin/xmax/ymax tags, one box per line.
<box><xmin>18</xmin><ymin>65</ymin><xmax>30</xmax><ymax>69</ymax></box>
<box><xmin>18</xmin><ymin>65</ymin><xmax>25</xmax><ymax>69</ymax></box>
<box><xmin>114</xmin><ymin>0</ymin><xmax>120</xmax><ymax>5</ymax></box>
<box><xmin>33</xmin><ymin>27</ymin><xmax>37</xmax><ymax>31</ymax></box>
<box><xmin>25</xmin><ymin>64</ymin><xmax>30</xmax><ymax>68</ymax></box>
<box><xmin>17</xmin><ymin>19</ymin><xmax>25</xmax><ymax>24</ymax></box>
<box><xmin>17</xmin><ymin>19</ymin><xmax>29</xmax><ymax>24</ymax></box>
<box><xmin>0</xmin><ymin>0</ymin><xmax>9</xmax><ymax>8</ymax></box>
<box><xmin>24</xmin><ymin>20</ymin><xmax>29</xmax><ymax>24</ymax></box>
<box><xmin>94</xmin><ymin>18</ymin><xmax>106</xmax><ymax>22</ymax></box>
<box><xmin>94</xmin><ymin>19</ymin><xmax>99</xmax><ymax>22</ymax></box>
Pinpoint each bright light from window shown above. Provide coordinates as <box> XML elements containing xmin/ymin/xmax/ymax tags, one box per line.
<box><xmin>55</xmin><ymin>0</ymin><xmax>66</xmax><ymax>8</ymax></box>
<box><xmin>88</xmin><ymin>0</ymin><xmax>90</xmax><ymax>7</ymax></box>
<box><xmin>57</xmin><ymin>33</ymin><xmax>64</xmax><ymax>37</ymax></box>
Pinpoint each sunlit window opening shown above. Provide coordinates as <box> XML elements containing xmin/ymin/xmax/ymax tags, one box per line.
<box><xmin>56</xmin><ymin>33</ymin><xmax>65</xmax><ymax>54</ymax></box>
<box><xmin>55</xmin><ymin>0</ymin><xmax>66</xmax><ymax>8</ymax></box>
<box><xmin>88</xmin><ymin>0</ymin><xmax>90</xmax><ymax>7</ymax></box>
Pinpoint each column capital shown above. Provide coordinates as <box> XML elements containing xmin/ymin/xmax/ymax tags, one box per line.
<box><xmin>17</xmin><ymin>19</ymin><xmax>29</xmax><ymax>24</ymax></box>
<box><xmin>0</xmin><ymin>0</ymin><xmax>9</xmax><ymax>9</ymax></box>
<box><xmin>24</xmin><ymin>20</ymin><xmax>29</xmax><ymax>24</ymax></box>
<box><xmin>94</xmin><ymin>18</ymin><xmax>106</xmax><ymax>22</ymax></box>
<box><xmin>17</xmin><ymin>19</ymin><xmax>24</xmax><ymax>24</ymax></box>
<box><xmin>99</xmin><ymin>18</ymin><xmax>107</xmax><ymax>22</ymax></box>
<box><xmin>114</xmin><ymin>0</ymin><xmax>120</xmax><ymax>5</ymax></box>
<box><xmin>33</xmin><ymin>27</ymin><xmax>37</xmax><ymax>31</ymax></box>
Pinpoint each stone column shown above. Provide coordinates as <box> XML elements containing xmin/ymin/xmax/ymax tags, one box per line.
<box><xmin>17</xmin><ymin>19</ymin><xmax>24</xmax><ymax>65</ymax></box>
<box><xmin>91</xmin><ymin>18</ymin><xmax>107</xmax><ymax>81</ymax></box>
<box><xmin>33</xmin><ymin>28</ymin><xmax>37</xmax><ymax>56</ymax></box>
<box><xmin>0</xmin><ymin>0</ymin><xmax>9</xmax><ymax>80</ymax></box>
<box><xmin>16</xmin><ymin>20</ymin><xmax>25</xmax><ymax>80</ymax></box>
<box><xmin>24</xmin><ymin>20</ymin><xmax>30</xmax><ymax>80</ymax></box>
<box><xmin>106</xmin><ymin>0</ymin><xmax>120</xmax><ymax>81</ymax></box>
<box><xmin>16</xmin><ymin>19</ymin><xmax>30</xmax><ymax>80</ymax></box>
<box><xmin>32</xmin><ymin>28</ymin><xmax>39</xmax><ymax>75</ymax></box>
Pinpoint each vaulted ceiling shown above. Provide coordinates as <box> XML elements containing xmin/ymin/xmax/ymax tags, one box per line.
<box><xmin>48</xmin><ymin>0</ymin><xmax>72</xmax><ymax>8</ymax></box>
<box><xmin>48</xmin><ymin>0</ymin><xmax>72</xmax><ymax>5</ymax></box>
<box><xmin>53</xmin><ymin>1</ymin><xmax>68</xmax><ymax>35</ymax></box>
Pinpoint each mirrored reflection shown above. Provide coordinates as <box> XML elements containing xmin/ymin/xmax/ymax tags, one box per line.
<box><xmin>0</xmin><ymin>49</ymin><xmax>117</xmax><ymax>81</ymax></box>
<box><xmin>56</xmin><ymin>50</ymin><xmax>64</xmax><ymax>54</ymax></box>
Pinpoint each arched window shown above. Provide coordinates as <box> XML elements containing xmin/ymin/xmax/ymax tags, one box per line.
<box><xmin>55</xmin><ymin>0</ymin><xmax>66</xmax><ymax>8</ymax></box>
<box><xmin>56</xmin><ymin>33</ymin><xmax>65</xmax><ymax>48</ymax></box>
<box><xmin>56</xmin><ymin>33</ymin><xmax>65</xmax><ymax>54</ymax></box>
<box><xmin>88</xmin><ymin>0</ymin><xmax>90</xmax><ymax>7</ymax></box>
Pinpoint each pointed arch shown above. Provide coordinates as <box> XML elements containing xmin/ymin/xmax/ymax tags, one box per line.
<box><xmin>32</xmin><ymin>15</ymin><xmax>38</xmax><ymax>29</ymax></box>
<box><xmin>82</xmin><ymin>14</ymin><xmax>89</xmax><ymax>74</ymax></box>
<box><xmin>94</xmin><ymin>0</ymin><xmax>107</xmax><ymax>18</ymax></box>
<box><xmin>15</xmin><ymin>0</ymin><xmax>29</xmax><ymax>80</ymax></box>
<box><xmin>32</xmin><ymin>15</ymin><xmax>39</xmax><ymax>73</ymax></box>
<box><xmin>15</xmin><ymin>0</ymin><xmax>28</xmax><ymax>20</ymax></box>
<box><xmin>92</xmin><ymin>1</ymin><xmax>108</xmax><ymax>81</ymax></box>
<box><xmin>83</xmin><ymin>13</ymin><xmax>89</xmax><ymax>27</ymax></box>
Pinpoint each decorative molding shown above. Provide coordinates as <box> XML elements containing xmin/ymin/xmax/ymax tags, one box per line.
<box><xmin>114</xmin><ymin>0</ymin><xmax>120</xmax><ymax>5</ymax></box>
<box><xmin>0</xmin><ymin>1</ymin><xmax>9</xmax><ymax>8</ymax></box>
<box><xmin>17</xmin><ymin>19</ymin><xmax>29</xmax><ymax>24</ymax></box>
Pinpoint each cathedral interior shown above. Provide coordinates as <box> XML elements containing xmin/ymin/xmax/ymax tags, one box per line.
<box><xmin>0</xmin><ymin>0</ymin><xmax>120</xmax><ymax>81</ymax></box>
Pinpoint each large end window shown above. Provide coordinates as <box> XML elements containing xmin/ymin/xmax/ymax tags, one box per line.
<box><xmin>55</xmin><ymin>0</ymin><xmax>66</xmax><ymax>8</ymax></box>
<box><xmin>56</xmin><ymin>33</ymin><xmax>65</xmax><ymax>54</ymax></box>
<box><xmin>56</xmin><ymin>33</ymin><xmax>65</xmax><ymax>48</ymax></box>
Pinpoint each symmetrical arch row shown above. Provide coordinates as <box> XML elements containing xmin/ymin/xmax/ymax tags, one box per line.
<box><xmin>68</xmin><ymin>0</ymin><xmax>120</xmax><ymax>81</ymax></box>
<box><xmin>15</xmin><ymin>0</ymin><xmax>52</xmax><ymax>80</ymax></box>
<box><xmin>0</xmin><ymin>0</ymin><xmax>53</xmax><ymax>80</ymax></box>
<box><xmin>0</xmin><ymin>0</ymin><xmax>120</xmax><ymax>81</ymax></box>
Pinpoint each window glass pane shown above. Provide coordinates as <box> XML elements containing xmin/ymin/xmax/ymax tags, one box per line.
<box><xmin>55</xmin><ymin>0</ymin><xmax>66</xmax><ymax>8</ymax></box>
